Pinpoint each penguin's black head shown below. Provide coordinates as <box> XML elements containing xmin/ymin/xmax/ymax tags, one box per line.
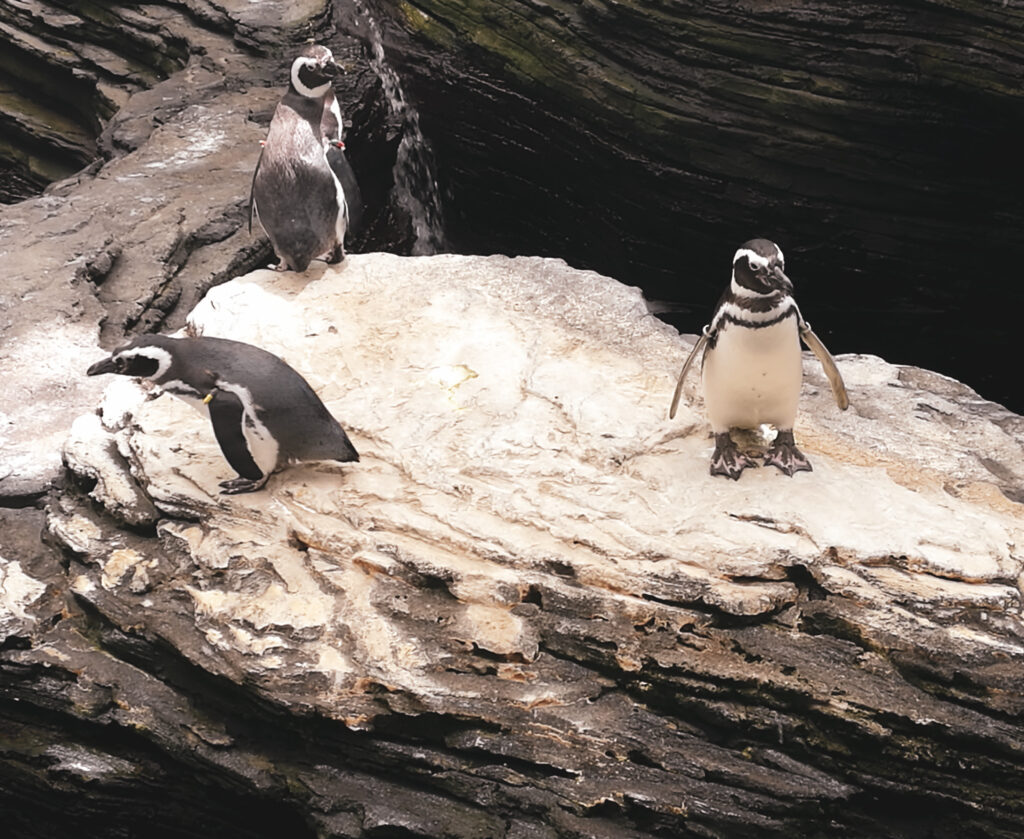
<box><xmin>291</xmin><ymin>45</ymin><xmax>339</xmax><ymax>98</ymax></box>
<box><xmin>732</xmin><ymin>238</ymin><xmax>791</xmax><ymax>295</ymax></box>
<box><xmin>87</xmin><ymin>336</ymin><xmax>173</xmax><ymax>381</ymax></box>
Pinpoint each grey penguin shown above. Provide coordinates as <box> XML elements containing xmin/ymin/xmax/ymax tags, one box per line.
<box><xmin>87</xmin><ymin>334</ymin><xmax>359</xmax><ymax>494</ymax></box>
<box><xmin>249</xmin><ymin>44</ymin><xmax>348</xmax><ymax>272</ymax></box>
<box><xmin>669</xmin><ymin>238</ymin><xmax>849</xmax><ymax>480</ymax></box>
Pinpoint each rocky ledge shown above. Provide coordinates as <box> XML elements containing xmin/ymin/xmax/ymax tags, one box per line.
<box><xmin>4</xmin><ymin>253</ymin><xmax>1023</xmax><ymax>837</ymax></box>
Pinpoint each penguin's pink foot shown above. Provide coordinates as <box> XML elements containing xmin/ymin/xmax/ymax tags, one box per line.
<box><xmin>219</xmin><ymin>475</ymin><xmax>269</xmax><ymax>495</ymax></box>
<box><xmin>710</xmin><ymin>432</ymin><xmax>757</xmax><ymax>480</ymax></box>
<box><xmin>764</xmin><ymin>430</ymin><xmax>813</xmax><ymax>476</ymax></box>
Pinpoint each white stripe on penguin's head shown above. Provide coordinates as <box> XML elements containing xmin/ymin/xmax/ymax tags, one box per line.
<box><xmin>291</xmin><ymin>54</ymin><xmax>333</xmax><ymax>99</ymax></box>
<box><xmin>114</xmin><ymin>345</ymin><xmax>174</xmax><ymax>381</ymax></box>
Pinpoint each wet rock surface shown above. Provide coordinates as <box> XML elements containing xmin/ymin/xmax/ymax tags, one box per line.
<box><xmin>3</xmin><ymin>253</ymin><xmax>1024</xmax><ymax>838</ymax></box>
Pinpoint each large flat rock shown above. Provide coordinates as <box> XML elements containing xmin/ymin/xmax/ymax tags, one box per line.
<box><xmin>33</xmin><ymin>252</ymin><xmax>1024</xmax><ymax>836</ymax></box>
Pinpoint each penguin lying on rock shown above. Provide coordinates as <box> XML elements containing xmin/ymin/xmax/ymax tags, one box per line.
<box><xmin>669</xmin><ymin>238</ymin><xmax>849</xmax><ymax>480</ymax></box>
<box><xmin>249</xmin><ymin>44</ymin><xmax>351</xmax><ymax>272</ymax></box>
<box><xmin>87</xmin><ymin>335</ymin><xmax>359</xmax><ymax>494</ymax></box>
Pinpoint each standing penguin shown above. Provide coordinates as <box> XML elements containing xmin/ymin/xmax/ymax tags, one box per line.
<box><xmin>669</xmin><ymin>239</ymin><xmax>849</xmax><ymax>479</ymax></box>
<box><xmin>87</xmin><ymin>335</ymin><xmax>359</xmax><ymax>494</ymax></box>
<box><xmin>320</xmin><ymin>79</ymin><xmax>364</xmax><ymax>239</ymax></box>
<box><xmin>249</xmin><ymin>45</ymin><xmax>349</xmax><ymax>272</ymax></box>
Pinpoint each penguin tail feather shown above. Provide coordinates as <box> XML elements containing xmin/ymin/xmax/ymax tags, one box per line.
<box><xmin>336</xmin><ymin>438</ymin><xmax>359</xmax><ymax>463</ymax></box>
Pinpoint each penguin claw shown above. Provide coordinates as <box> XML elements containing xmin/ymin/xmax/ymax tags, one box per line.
<box><xmin>709</xmin><ymin>433</ymin><xmax>756</xmax><ymax>480</ymax></box>
<box><xmin>764</xmin><ymin>430</ymin><xmax>813</xmax><ymax>476</ymax></box>
<box><xmin>218</xmin><ymin>476</ymin><xmax>269</xmax><ymax>495</ymax></box>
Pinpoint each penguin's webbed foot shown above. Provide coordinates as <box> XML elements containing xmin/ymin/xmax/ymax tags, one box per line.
<box><xmin>219</xmin><ymin>475</ymin><xmax>269</xmax><ymax>494</ymax></box>
<box><xmin>764</xmin><ymin>430</ymin><xmax>813</xmax><ymax>476</ymax></box>
<box><xmin>710</xmin><ymin>432</ymin><xmax>756</xmax><ymax>480</ymax></box>
<box><xmin>326</xmin><ymin>243</ymin><xmax>346</xmax><ymax>264</ymax></box>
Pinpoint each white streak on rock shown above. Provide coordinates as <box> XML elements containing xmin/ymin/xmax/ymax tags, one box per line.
<box><xmin>0</xmin><ymin>558</ymin><xmax>48</xmax><ymax>630</ymax></box>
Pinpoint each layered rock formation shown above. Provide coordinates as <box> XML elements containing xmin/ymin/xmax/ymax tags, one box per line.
<box><xmin>3</xmin><ymin>3</ymin><xmax>1024</xmax><ymax>837</ymax></box>
<box><xmin>1</xmin><ymin>253</ymin><xmax>1022</xmax><ymax>837</ymax></box>
<box><xmin>368</xmin><ymin>0</ymin><xmax>1024</xmax><ymax>411</ymax></box>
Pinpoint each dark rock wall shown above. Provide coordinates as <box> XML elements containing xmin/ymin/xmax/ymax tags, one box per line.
<box><xmin>4</xmin><ymin>1</ymin><xmax>1022</xmax><ymax>406</ymax></box>
<box><xmin>369</xmin><ymin>0</ymin><xmax>1024</xmax><ymax>410</ymax></box>
<box><xmin>0</xmin><ymin>1</ymin><xmax>193</xmax><ymax>201</ymax></box>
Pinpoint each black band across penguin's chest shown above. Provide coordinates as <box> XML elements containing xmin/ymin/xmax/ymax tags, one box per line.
<box><xmin>708</xmin><ymin>303</ymin><xmax>797</xmax><ymax>348</ymax></box>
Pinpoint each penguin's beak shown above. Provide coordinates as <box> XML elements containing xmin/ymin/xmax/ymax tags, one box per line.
<box><xmin>771</xmin><ymin>266</ymin><xmax>794</xmax><ymax>294</ymax></box>
<box><xmin>87</xmin><ymin>356</ymin><xmax>117</xmax><ymax>376</ymax></box>
<box><xmin>322</xmin><ymin>60</ymin><xmax>339</xmax><ymax>78</ymax></box>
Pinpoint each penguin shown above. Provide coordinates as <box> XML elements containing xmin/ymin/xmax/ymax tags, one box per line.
<box><xmin>320</xmin><ymin>80</ymin><xmax>364</xmax><ymax>239</ymax></box>
<box><xmin>87</xmin><ymin>334</ymin><xmax>359</xmax><ymax>494</ymax></box>
<box><xmin>668</xmin><ymin>239</ymin><xmax>849</xmax><ymax>480</ymax></box>
<box><xmin>249</xmin><ymin>44</ymin><xmax>349</xmax><ymax>272</ymax></box>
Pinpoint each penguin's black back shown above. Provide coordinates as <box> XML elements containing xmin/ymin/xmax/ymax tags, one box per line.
<box><xmin>144</xmin><ymin>335</ymin><xmax>358</xmax><ymax>465</ymax></box>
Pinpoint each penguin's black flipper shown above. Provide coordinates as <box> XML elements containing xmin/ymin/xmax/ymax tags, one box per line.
<box><xmin>798</xmin><ymin>320</ymin><xmax>850</xmax><ymax>411</ymax></box>
<box><xmin>248</xmin><ymin>145</ymin><xmax>265</xmax><ymax>235</ymax></box>
<box><xmin>669</xmin><ymin>328</ymin><xmax>710</xmax><ymax>420</ymax></box>
<box><xmin>327</xmin><ymin>145</ymin><xmax>363</xmax><ymax>238</ymax></box>
<box><xmin>207</xmin><ymin>390</ymin><xmax>264</xmax><ymax>482</ymax></box>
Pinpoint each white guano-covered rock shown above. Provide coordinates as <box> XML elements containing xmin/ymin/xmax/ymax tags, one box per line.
<box><xmin>60</xmin><ymin>253</ymin><xmax>1024</xmax><ymax>712</ymax></box>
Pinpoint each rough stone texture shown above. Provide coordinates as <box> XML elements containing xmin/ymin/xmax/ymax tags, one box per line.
<box><xmin>368</xmin><ymin>0</ymin><xmax>1024</xmax><ymax>412</ymax></box>
<box><xmin>2</xmin><ymin>253</ymin><xmax>1021</xmax><ymax>837</ymax></box>
<box><xmin>0</xmin><ymin>0</ymin><xmax>214</xmax><ymax>199</ymax></box>
<box><xmin>0</xmin><ymin>0</ymin><xmax>404</xmax><ymax>501</ymax></box>
<box><xmin>3</xmin><ymin>4</ymin><xmax>1024</xmax><ymax>836</ymax></box>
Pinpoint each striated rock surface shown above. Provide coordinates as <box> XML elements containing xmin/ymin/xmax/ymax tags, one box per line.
<box><xmin>3</xmin><ymin>253</ymin><xmax>1022</xmax><ymax>837</ymax></box>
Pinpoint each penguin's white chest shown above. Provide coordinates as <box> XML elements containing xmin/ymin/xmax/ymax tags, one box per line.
<box><xmin>175</xmin><ymin>389</ymin><xmax>280</xmax><ymax>476</ymax></box>
<box><xmin>227</xmin><ymin>388</ymin><xmax>280</xmax><ymax>476</ymax></box>
<box><xmin>702</xmin><ymin>318</ymin><xmax>802</xmax><ymax>432</ymax></box>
